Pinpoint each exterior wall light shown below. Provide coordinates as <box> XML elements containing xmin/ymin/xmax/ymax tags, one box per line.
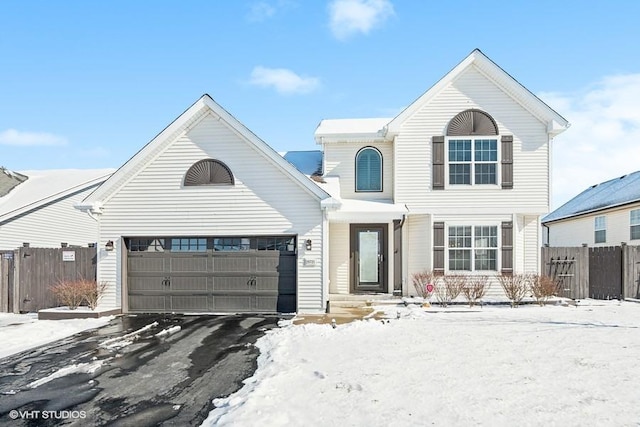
<box><xmin>105</xmin><ymin>240</ymin><xmax>115</xmax><ymax>251</ymax></box>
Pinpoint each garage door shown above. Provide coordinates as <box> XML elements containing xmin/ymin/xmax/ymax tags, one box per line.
<box><xmin>126</xmin><ymin>236</ymin><xmax>296</xmax><ymax>313</ymax></box>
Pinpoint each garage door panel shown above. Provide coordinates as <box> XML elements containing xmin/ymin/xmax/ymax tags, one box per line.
<box><xmin>213</xmin><ymin>276</ymin><xmax>253</xmax><ymax>291</ymax></box>
<box><xmin>170</xmin><ymin>257</ymin><xmax>208</xmax><ymax>273</ymax></box>
<box><xmin>129</xmin><ymin>257</ymin><xmax>166</xmax><ymax>273</ymax></box>
<box><xmin>256</xmin><ymin>256</ymin><xmax>296</xmax><ymax>273</ymax></box>
<box><xmin>170</xmin><ymin>295</ymin><xmax>209</xmax><ymax>311</ymax></box>
<box><xmin>129</xmin><ymin>277</ymin><xmax>166</xmax><ymax>292</ymax></box>
<box><xmin>129</xmin><ymin>295</ymin><xmax>166</xmax><ymax>311</ymax></box>
<box><xmin>169</xmin><ymin>276</ymin><xmax>208</xmax><ymax>292</ymax></box>
<box><xmin>213</xmin><ymin>257</ymin><xmax>252</xmax><ymax>272</ymax></box>
<box><xmin>214</xmin><ymin>295</ymin><xmax>253</xmax><ymax>311</ymax></box>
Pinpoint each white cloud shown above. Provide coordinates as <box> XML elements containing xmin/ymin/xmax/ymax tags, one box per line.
<box><xmin>247</xmin><ymin>1</ymin><xmax>277</xmax><ymax>22</ymax></box>
<box><xmin>539</xmin><ymin>74</ymin><xmax>640</xmax><ymax>209</ymax></box>
<box><xmin>249</xmin><ymin>66</ymin><xmax>320</xmax><ymax>95</ymax></box>
<box><xmin>0</xmin><ymin>129</ymin><xmax>68</xmax><ymax>146</ymax></box>
<box><xmin>328</xmin><ymin>0</ymin><xmax>394</xmax><ymax>40</ymax></box>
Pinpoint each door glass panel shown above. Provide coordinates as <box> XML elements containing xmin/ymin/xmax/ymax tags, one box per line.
<box><xmin>359</xmin><ymin>231</ymin><xmax>379</xmax><ymax>283</ymax></box>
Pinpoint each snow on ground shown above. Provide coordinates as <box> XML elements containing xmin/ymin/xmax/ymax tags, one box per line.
<box><xmin>0</xmin><ymin>313</ymin><xmax>112</xmax><ymax>359</ymax></box>
<box><xmin>204</xmin><ymin>301</ymin><xmax>640</xmax><ymax>427</ymax></box>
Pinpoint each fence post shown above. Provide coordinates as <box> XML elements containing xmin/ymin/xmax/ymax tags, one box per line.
<box><xmin>621</xmin><ymin>243</ymin><xmax>628</xmax><ymax>299</ymax></box>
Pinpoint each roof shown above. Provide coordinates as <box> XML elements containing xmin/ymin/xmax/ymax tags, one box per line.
<box><xmin>315</xmin><ymin>118</ymin><xmax>391</xmax><ymax>143</ymax></box>
<box><xmin>281</xmin><ymin>150</ymin><xmax>323</xmax><ymax>176</ymax></box>
<box><xmin>82</xmin><ymin>94</ymin><xmax>331</xmax><ymax>208</ymax></box>
<box><xmin>542</xmin><ymin>171</ymin><xmax>640</xmax><ymax>223</ymax></box>
<box><xmin>387</xmin><ymin>49</ymin><xmax>569</xmax><ymax>137</ymax></box>
<box><xmin>0</xmin><ymin>169</ymin><xmax>115</xmax><ymax>222</ymax></box>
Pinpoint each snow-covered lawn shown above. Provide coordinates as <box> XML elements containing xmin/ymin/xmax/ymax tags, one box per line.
<box><xmin>0</xmin><ymin>313</ymin><xmax>112</xmax><ymax>359</ymax></box>
<box><xmin>204</xmin><ymin>301</ymin><xmax>640</xmax><ymax>427</ymax></box>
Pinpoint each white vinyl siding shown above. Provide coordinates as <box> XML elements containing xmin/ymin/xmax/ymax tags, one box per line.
<box><xmin>0</xmin><ymin>187</ymin><xmax>100</xmax><ymax>250</ymax></box>
<box><xmin>394</xmin><ymin>67</ymin><xmax>550</xmax><ymax>215</ymax></box>
<box><xmin>329</xmin><ymin>222</ymin><xmax>350</xmax><ymax>294</ymax></box>
<box><xmin>405</xmin><ymin>214</ymin><xmax>431</xmax><ymax>296</ymax></box>
<box><xmin>96</xmin><ymin>113</ymin><xmax>324</xmax><ymax>312</ymax></box>
<box><xmin>323</xmin><ymin>141</ymin><xmax>393</xmax><ymax>200</ymax></box>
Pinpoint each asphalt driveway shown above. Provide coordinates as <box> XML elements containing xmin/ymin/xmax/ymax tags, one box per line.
<box><xmin>0</xmin><ymin>314</ymin><xmax>285</xmax><ymax>426</ymax></box>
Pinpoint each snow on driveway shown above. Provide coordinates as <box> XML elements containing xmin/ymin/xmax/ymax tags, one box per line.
<box><xmin>0</xmin><ymin>313</ymin><xmax>112</xmax><ymax>359</ymax></box>
<box><xmin>204</xmin><ymin>301</ymin><xmax>640</xmax><ymax>427</ymax></box>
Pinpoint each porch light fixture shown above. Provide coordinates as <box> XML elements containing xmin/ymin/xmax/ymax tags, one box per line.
<box><xmin>105</xmin><ymin>240</ymin><xmax>114</xmax><ymax>251</ymax></box>
<box><xmin>305</xmin><ymin>239</ymin><xmax>312</xmax><ymax>251</ymax></box>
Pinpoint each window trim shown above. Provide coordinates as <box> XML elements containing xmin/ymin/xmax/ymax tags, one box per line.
<box><xmin>446</xmin><ymin>224</ymin><xmax>500</xmax><ymax>272</ymax></box>
<box><xmin>355</xmin><ymin>146</ymin><xmax>383</xmax><ymax>192</ymax></box>
<box><xmin>631</xmin><ymin>209</ymin><xmax>640</xmax><ymax>240</ymax></box>
<box><xmin>594</xmin><ymin>215</ymin><xmax>606</xmax><ymax>244</ymax></box>
<box><xmin>445</xmin><ymin>137</ymin><xmax>500</xmax><ymax>187</ymax></box>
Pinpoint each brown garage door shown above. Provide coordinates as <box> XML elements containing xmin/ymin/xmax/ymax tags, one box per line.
<box><xmin>126</xmin><ymin>236</ymin><xmax>296</xmax><ymax>313</ymax></box>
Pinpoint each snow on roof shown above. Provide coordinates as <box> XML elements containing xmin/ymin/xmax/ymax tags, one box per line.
<box><xmin>281</xmin><ymin>150</ymin><xmax>323</xmax><ymax>176</ymax></box>
<box><xmin>0</xmin><ymin>168</ymin><xmax>115</xmax><ymax>219</ymax></box>
<box><xmin>543</xmin><ymin>170</ymin><xmax>640</xmax><ymax>223</ymax></box>
<box><xmin>314</xmin><ymin>118</ymin><xmax>392</xmax><ymax>141</ymax></box>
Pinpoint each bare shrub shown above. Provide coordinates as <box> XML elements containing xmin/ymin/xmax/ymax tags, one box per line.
<box><xmin>461</xmin><ymin>275</ymin><xmax>489</xmax><ymax>307</ymax></box>
<box><xmin>50</xmin><ymin>279</ymin><xmax>107</xmax><ymax>310</ymax></box>
<box><xmin>530</xmin><ymin>275</ymin><xmax>560</xmax><ymax>306</ymax></box>
<box><xmin>411</xmin><ymin>270</ymin><xmax>435</xmax><ymax>299</ymax></box>
<box><xmin>433</xmin><ymin>275</ymin><xmax>466</xmax><ymax>307</ymax></box>
<box><xmin>498</xmin><ymin>274</ymin><xmax>529</xmax><ymax>307</ymax></box>
<box><xmin>50</xmin><ymin>280</ymin><xmax>87</xmax><ymax>310</ymax></box>
<box><xmin>83</xmin><ymin>280</ymin><xmax>108</xmax><ymax>310</ymax></box>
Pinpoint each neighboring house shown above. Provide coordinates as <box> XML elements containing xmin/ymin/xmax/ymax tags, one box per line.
<box><xmin>542</xmin><ymin>171</ymin><xmax>640</xmax><ymax>247</ymax></box>
<box><xmin>315</xmin><ymin>49</ymin><xmax>568</xmax><ymax>299</ymax></box>
<box><xmin>0</xmin><ymin>168</ymin><xmax>114</xmax><ymax>250</ymax></box>
<box><xmin>77</xmin><ymin>49</ymin><xmax>568</xmax><ymax>315</ymax></box>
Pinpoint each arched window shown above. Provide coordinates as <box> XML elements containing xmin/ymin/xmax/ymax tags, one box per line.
<box><xmin>355</xmin><ymin>147</ymin><xmax>382</xmax><ymax>192</ymax></box>
<box><xmin>446</xmin><ymin>109</ymin><xmax>498</xmax><ymax>136</ymax></box>
<box><xmin>184</xmin><ymin>159</ymin><xmax>234</xmax><ymax>186</ymax></box>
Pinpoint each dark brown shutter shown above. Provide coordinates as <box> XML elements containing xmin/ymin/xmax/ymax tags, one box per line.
<box><xmin>501</xmin><ymin>221</ymin><xmax>513</xmax><ymax>275</ymax></box>
<box><xmin>501</xmin><ymin>135</ymin><xmax>513</xmax><ymax>189</ymax></box>
<box><xmin>432</xmin><ymin>136</ymin><xmax>445</xmax><ymax>190</ymax></box>
<box><xmin>433</xmin><ymin>221</ymin><xmax>445</xmax><ymax>274</ymax></box>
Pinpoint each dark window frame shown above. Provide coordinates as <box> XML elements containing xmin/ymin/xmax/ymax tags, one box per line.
<box><xmin>355</xmin><ymin>147</ymin><xmax>383</xmax><ymax>192</ymax></box>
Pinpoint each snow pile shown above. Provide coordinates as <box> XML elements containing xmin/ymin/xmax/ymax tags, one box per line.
<box><xmin>203</xmin><ymin>302</ymin><xmax>640</xmax><ymax>427</ymax></box>
<box><xmin>99</xmin><ymin>321</ymin><xmax>159</xmax><ymax>350</ymax></box>
<box><xmin>28</xmin><ymin>361</ymin><xmax>103</xmax><ymax>388</ymax></box>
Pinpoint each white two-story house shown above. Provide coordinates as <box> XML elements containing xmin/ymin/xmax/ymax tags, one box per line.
<box><xmin>79</xmin><ymin>49</ymin><xmax>567</xmax><ymax>315</ymax></box>
<box><xmin>315</xmin><ymin>49</ymin><xmax>569</xmax><ymax>299</ymax></box>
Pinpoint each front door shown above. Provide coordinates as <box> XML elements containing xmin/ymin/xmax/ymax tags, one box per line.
<box><xmin>351</xmin><ymin>224</ymin><xmax>387</xmax><ymax>293</ymax></box>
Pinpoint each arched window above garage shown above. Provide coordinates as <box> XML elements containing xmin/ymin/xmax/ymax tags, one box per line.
<box><xmin>184</xmin><ymin>159</ymin><xmax>234</xmax><ymax>186</ymax></box>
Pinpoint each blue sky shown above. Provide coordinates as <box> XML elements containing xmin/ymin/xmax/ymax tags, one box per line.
<box><xmin>2</xmin><ymin>0</ymin><xmax>640</xmax><ymax>208</ymax></box>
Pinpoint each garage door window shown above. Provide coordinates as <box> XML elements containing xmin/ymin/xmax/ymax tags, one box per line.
<box><xmin>129</xmin><ymin>238</ymin><xmax>165</xmax><ymax>252</ymax></box>
<box><xmin>171</xmin><ymin>238</ymin><xmax>207</xmax><ymax>252</ymax></box>
<box><xmin>214</xmin><ymin>238</ymin><xmax>251</xmax><ymax>251</ymax></box>
<box><xmin>258</xmin><ymin>236</ymin><xmax>295</xmax><ymax>252</ymax></box>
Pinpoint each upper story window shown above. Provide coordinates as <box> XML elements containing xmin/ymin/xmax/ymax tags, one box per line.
<box><xmin>446</xmin><ymin>109</ymin><xmax>499</xmax><ymax>186</ymax></box>
<box><xmin>631</xmin><ymin>210</ymin><xmax>640</xmax><ymax>240</ymax></box>
<box><xmin>355</xmin><ymin>147</ymin><xmax>382</xmax><ymax>192</ymax></box>
<box><xmin>594</xmin><ymin>216</ymin><xmax>606</xmax><ymax>243</ymax></box>
<box><xmin>184</xmin><ymin>159</ymin><xmax>234</xmax><ymax>186</ymax></box>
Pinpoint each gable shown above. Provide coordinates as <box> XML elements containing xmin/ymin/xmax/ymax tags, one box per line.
<box><xmin>82</xmin><ymin>95</ymin><xmax>329</xmax><ymax>209</ymax></box>
<box><xmin>386</xmin><ymin>49</ymin><xmax>568</xmax><ymax>137</ymax></box>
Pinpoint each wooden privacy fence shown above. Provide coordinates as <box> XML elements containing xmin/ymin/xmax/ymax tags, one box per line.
<box><xmin>0</xmin><ymin>247</ymin><xmax>97</xmax><ymax>313</ymax></box>
<box><xmin>542</xmin><ymin>245</ymin><xmax>640</xmax><ymax>300</ymax></box>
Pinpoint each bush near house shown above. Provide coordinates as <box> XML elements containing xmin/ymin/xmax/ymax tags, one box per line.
<box><xmin>50</xmin><ymin>279</ymin><xmax>107</xmax><ymax>310</ymax></box>
<box><xmin>461</xmin><ymin>275</ymin><xmax>490</xmax><ymax>307</ymax></box>
<box><xmin>530</xmin><ymin>274</ymin><xmax>561</xmax><ymax>306</ymax></box>
<box><xmin>433</xmin><ymin>275</ymin><xmax>466</xmax><ymax>307</ymax></box>
<box><xmin>411</xmin><ymin>270</ymin><xmax>436</xmax><ymax>299</ymax></box>
<box><xmin>498</xmin><ymin>274</ymin><xmax>529</xmax><ymax>307</ymax></box>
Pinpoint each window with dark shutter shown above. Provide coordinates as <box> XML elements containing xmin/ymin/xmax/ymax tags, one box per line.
<box><xmin>184</xmin><ymin>159</ymin><xmax>234</xmax><ymax>186</ymax></box>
